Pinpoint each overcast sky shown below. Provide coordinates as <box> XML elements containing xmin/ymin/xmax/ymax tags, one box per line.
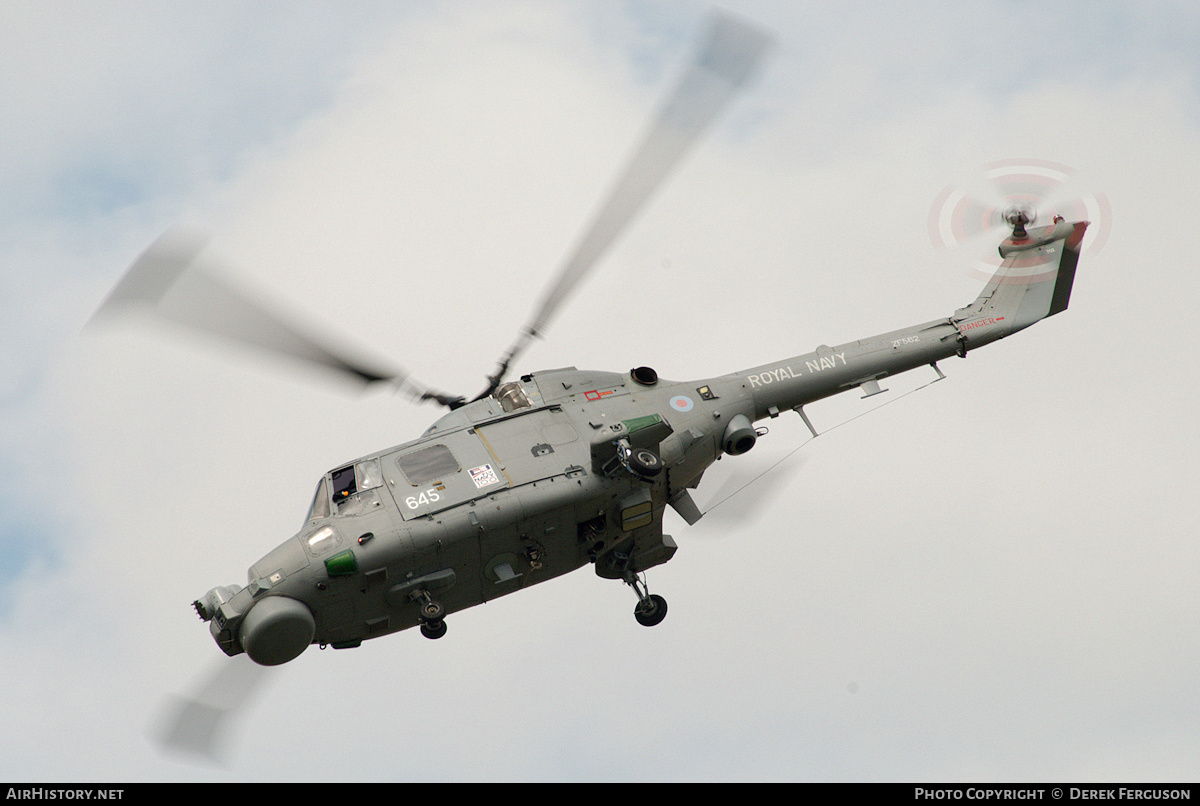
<box><xmin>4</xmin><ymin>0</ymin><xmax>1200</xmax><ymax>782</ymax></box>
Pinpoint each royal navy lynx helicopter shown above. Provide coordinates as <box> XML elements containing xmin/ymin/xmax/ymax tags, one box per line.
<box><xmin>99</xmin><ymin>14</ymin><xmax>1087</xmax><ymax>672</ymax></box>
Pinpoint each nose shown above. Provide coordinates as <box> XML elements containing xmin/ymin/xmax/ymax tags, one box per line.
<box><xmin>238</xmin><ymin>596</ymin><xmax>315</xmax><ymax>666</ymax></box>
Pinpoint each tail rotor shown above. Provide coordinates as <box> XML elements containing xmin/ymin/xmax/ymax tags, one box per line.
<box><xmin>928</xmin><ymin>158</ymin><xmax>1109</xmax><ymax>279</ymax></box>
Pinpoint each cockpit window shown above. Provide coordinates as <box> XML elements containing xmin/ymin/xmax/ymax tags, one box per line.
<box><xmin>396</xmin><ymin>444</ymin><xmax>459</xmax><ymax>486</ymax></box>
<box><xmin>329</xmin><ymin>459</ymin><xmax>383</xmax><ymax>503</ymax></box>
<box><xmin>307</xmin><ymin>477</ymin><xmax>331</xmax><ymax>521</ymax></box>
<box><xmin>331</xmin><ymin>465</ymin><xmax>356</xmax><ymax>503</ymax></box>
<box><xmin>325</xmin><ymin>459</ymin><xmax>388</xmax><ymax>516</ymax></box>
<box><xmin>341</xmin><ymin>459</ymin><xmax>385</xmax><ymax>517</ymax></box>
<box><xmin>355</xmin><ymin>458</ymin><xmax>383</xmax><ymax>491</ymax></box>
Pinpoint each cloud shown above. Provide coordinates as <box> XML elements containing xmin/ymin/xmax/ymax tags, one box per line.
<box><xmin>3</xmin><ymin>0</ymin><xmax>1200</xmax><ymax>781</ymax></box>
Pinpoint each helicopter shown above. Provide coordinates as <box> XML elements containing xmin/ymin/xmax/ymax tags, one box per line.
<box><xmin>96</xmin><ymin>13</ymin><xmax>1087</xmax><ymax>671</ymax></box>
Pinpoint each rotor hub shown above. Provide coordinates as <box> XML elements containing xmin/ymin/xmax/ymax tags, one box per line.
<box><xmin>1003</xmin><ymin>205</ymin><xmax>1036</xmax><ymax>239</ymax></box>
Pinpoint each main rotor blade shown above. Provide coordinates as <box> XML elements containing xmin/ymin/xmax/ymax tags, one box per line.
<box><xmin>91</xmin><ymin>229</ymin><xmax>464</xmax><ymax>403</ymax></box>
<box><xmin>479</xmin><ymin>12</ymin><xmax>774</xmax><ymax>397</ymax></box>
<box><xmin>154</xmin><ymin>655</ymin><xmax>270</xmax><ymax>764</ymax></box>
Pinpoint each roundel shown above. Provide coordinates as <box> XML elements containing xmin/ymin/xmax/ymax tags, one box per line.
<box><xmin>669</xmin><ymin>395</ymin><xmax>694</xmax><ymax>412</ymax></box>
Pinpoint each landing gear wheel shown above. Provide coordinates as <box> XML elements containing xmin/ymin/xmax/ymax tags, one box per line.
<box><xmin>419</xmin><ymin>599</ymin><xmax>445</xmax><ymax>622</ymax></box>
<box><xmin>634</xmin><ymin>593</ymin><xmax>668</xmax><ymax>627</ymax></box>
<box><xmin>420</xmin><ymin>619</ymin><xmax>447</xmax><ymax>639</ymax></box>
<box><xmin>628</xmin><ymin>447</ymin><xmax>663</xmax><ymax>477</ymax></box>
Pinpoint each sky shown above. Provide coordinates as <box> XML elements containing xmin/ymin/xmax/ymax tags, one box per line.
<box><xmin>3</xmin><ymin>0</ymin><xmax>1200</xmax><ymax>783</ymax></box>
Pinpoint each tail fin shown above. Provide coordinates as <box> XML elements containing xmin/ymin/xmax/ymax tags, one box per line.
<box><xmin>952</xmin><ymin>218</ymin><xmax>1088</xmax><ymax>350</ymax></box>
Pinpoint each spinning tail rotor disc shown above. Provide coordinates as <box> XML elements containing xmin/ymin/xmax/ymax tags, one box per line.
<box><xmin>928</xmin><ymin>158</ymin><xmax>1110</xmax><ymax>279</ymax></box>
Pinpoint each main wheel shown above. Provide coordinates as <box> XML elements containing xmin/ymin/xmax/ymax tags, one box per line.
<box><xmin>420</xmin><ymin>619</ymin><xmax>447</xmax><ymax>639</ymax></box>
<box><xmin>634</xmin><ymin>593</ymin><xmax>668</xmax><ymax>627</ymax></box>
<box><xmin>629</xmin><ymin>447</ymin><xmax>663</xmax><ymax>477</ymax></box>
<box><xmin>420</xmin><ymin>600</ymin><xmax>445</xmax><ymax>622</ymax></box>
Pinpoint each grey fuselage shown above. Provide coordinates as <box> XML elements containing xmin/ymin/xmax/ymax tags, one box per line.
<box><xmin>196</xmin><ymin>219</ymin><xmax>1086</xmax><ymax>665</ymax></box>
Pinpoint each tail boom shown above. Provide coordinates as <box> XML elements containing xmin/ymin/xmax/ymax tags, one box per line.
<box><xmin>724</xmin><ymin>220</ymin><xmax>1088</xmax><ymax>423</ymax></box>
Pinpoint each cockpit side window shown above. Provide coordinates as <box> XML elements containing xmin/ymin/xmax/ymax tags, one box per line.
<box><xmin>331</xmin><ymin>465</ymin><xmax>357</xmax><ymax>503</ymax></box>
<box><xmin>310</xmin><ymin>456</ymin><xmax>396</xmax><ymax>521</ymax></box>
<box><xmin>331</xmin><ymin>459</ymin><xmax>387</xmax><ymax>517</ymax></box>
<box><xmin>355</xmin><ymin>458</ymin><xmax>383</xmax><ymax>492</ymax></box>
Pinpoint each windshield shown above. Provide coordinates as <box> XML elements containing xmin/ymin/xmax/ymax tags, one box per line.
<box><xmin>307</xmin><ymin>477</ymin><xmax>331</xmax><ymax>521</ymax></box>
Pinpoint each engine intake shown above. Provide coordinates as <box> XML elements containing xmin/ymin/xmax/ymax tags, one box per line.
<box><xmin>722</xmin><ymin>413</ymin><xmax>757</xmax><ymax>455</ymax></box>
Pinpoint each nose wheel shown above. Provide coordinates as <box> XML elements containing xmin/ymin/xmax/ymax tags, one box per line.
<box><xmin>625</xmin><ymin>571</ymin><xmax>668</xmax><ymax>627</ymax></box>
